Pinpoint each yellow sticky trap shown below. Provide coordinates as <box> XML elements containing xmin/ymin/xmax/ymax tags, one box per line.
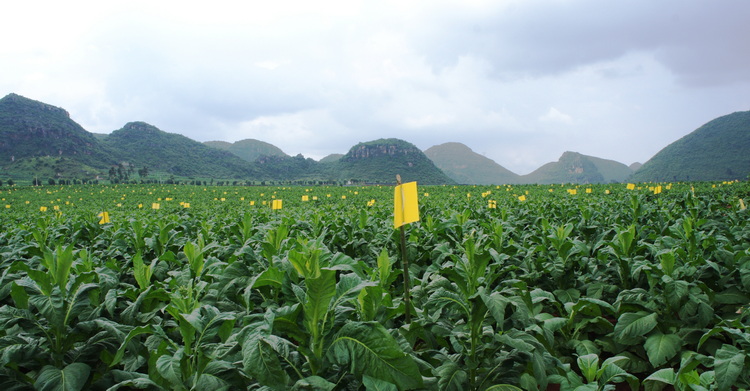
<box><xmin>740</xmin><ymin>198</ymin><xmax>746</xmax><ymax>210</ymax></box>
<box><xmin>518</xmin><ymin>195</ymin><xmax>526</xmax><ymax>202</ymax></box>
<box><xmin>152</xmin><ymin>203</ymin><xmax>160</xmax><ymax>210</ymax></box>
<box><xmin>98</xmin><ymin>211</ymin><xmax>110</xmax><ymax>224</ymax></box>
<box><xmin>626</xmin><ymin>183</ymin><xmax>635</xmax><ymax>190</ymax></box>
<box><xmin>272</xmin><ymin>199</ymin><xmax>283</xmax><ymax>210</ymax></box>
<box><xmin>394</xmin><ymin>181</ymin><xmax>419</xmax><ymax>228</ymax></box>
<box><xmin>488</xmin><ymin>200</ymin><xmax>497</xmax><ymax>208</ymax></box>
<box><xmin>302</xmin><ymin>195</ymin><xmax>309</xmax><ymax>201</ymax></box>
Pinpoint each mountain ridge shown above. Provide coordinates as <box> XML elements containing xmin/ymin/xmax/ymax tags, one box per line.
<box><xmin>2</xmin><ymin>93</ymin><xmax>746</xmax><ymax>184</ymax></box>
<box><xmin>630</xmin><ymin>110</ymin><xmax>750</xmax><ymax>182</ymax></box>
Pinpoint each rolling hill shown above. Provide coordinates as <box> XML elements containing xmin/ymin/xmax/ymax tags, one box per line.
<box><xmin>336</xmin><ymin>139</ymin><xmax>455</xmax><ymax>185</ymax></box>
<box><xmin>424</xmin><ymin>142</ymin><xmax>521</xmax><ymax>184</ymax></box>
<box><xmin>630</xmin><ymin>110</ymin><xmax>750</xmax><ymax>182</ymax></box>
<box><xmin>2</xmin><ymin>92</ymin><xmax>747</xmax><ymax>185</ymax></box>
<box><xmin>0</xmin><ymin>93</ymin><xmax>110</xmax><ymax>165</ymax></box>
<box><xmin>520</xmin><ymin>151</ymin><xmax>633</xmax><ymax>184</ymax></box>
<box><xmin>204</xmin><ymin>139</ymin><xmax>288</xmax><ymax>162</ymax></box>
<box><xmin>101</xmin><ymin>122</ymin><xmax>263</xmax><ymax>179</ymax></box>
<box><xmin>0</xmin><ymin>93</ymin><xmax>113</xmax><ymax>180</ymax></box>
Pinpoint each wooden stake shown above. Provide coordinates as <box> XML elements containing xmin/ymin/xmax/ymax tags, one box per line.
<box><xmin>396</xmin><ymin>174</ymin><xmax>412</xmax><ymax>324</ymax></box>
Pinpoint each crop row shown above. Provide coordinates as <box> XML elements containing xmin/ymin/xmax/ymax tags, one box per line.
<box><xmin>0</xmin><ymin>182</ymin><xmax>748</xmax><ymax>390</ymax></box>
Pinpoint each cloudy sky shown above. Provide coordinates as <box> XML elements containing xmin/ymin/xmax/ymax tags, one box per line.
<box><xmin>2</xmin><ymin>0</ymin><xmax>749</xmax><ymax>174</ymax></box>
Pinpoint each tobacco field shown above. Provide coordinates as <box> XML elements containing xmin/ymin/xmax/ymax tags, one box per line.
<box><xmin>0</xmin><ymin>182</ymin><xmax>748</xmax><ymax>390</ymax></box>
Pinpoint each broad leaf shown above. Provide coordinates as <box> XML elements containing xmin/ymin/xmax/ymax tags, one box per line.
<box><xmin>241</xmin><ymin>316</ymin><xmax>290</xmax><ymax>390</ymax></box>
<box><xmin>644</xmin><ymin>333</ymin><xmax>681</xmax><ymax>367</ymax></box>
<box><xmin>35</xmin><ymin>363</ymin><xmax>90</xmax><ymax>391</ymax></box>
<box><xmin>329</xmin><ymin>321</ymin><xmax>423</xmax><ymax>390</ymax></box>
<box><xmin>577</xmin><ymin>354</ymin><xmax>598</xmax><ymax>383</ymax></box>
<box><xmin>291</xmin><ymin>376</ymin><xmax>336</xmax><ymax>390</ymax></box>
<box><xmin>714</xmin><ymin>344</ymin><xmax>744</xmax><ymax>391</ymax></box>
<box><xmin>362</xmin><ymin>375</ymin><xmax>398</xmax><ymax>391</ymax></box>
<box><xmin>484</xmin><ymin>386</ymin><xmax>523</xmax><ymax>391</ymax></box>
<box><xmin>435</xmin><ymin>360</ymin><xmax>467</xmax><ymax>391</ymax></box>
<box><xmin>643</xmin><ymin>368</ymin><xmax>674</xmax><ymax>391</ymax></box>
<box><xmin>613</xmin><ymin>311</ymin><xmax>657</xmax><ymax>345</ymax></box>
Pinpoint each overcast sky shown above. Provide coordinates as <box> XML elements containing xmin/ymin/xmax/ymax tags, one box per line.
<box><xmin>2</xmin><ymin>0</ymin><xmax>749</xmax><ymax>174</ymax></box>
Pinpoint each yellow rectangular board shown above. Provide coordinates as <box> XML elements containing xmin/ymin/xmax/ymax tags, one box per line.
<box><xmin>394</xmin><ymin>181</ymin><xmax>419</xmax><ymax>228</ymax></box>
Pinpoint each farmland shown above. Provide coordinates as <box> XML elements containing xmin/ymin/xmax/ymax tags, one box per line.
<box><xmin>0</xmin><ymin>182</ymin><xmax>748</xmax><ymax>390</ymax></box>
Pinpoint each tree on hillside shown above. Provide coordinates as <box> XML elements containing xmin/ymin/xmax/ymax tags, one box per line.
<box><xmin>138</xmin><ymin>166</ymin><xmax>149</xmax><ymax>178</ymax></box>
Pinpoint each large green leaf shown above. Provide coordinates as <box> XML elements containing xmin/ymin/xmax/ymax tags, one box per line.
<box><xmin>644</xmin><ymin>333</ymin><xmax>681</xmax><ymax>367</ymax></box>
<box><xmin>576</xmin><ymin>354</ymin><xmax>599</xmax><ymax>383</ymax></box>
<box><xmin>363</xmin><ymin>375</ymin><xmax>398</xmax><ymax>391</ymax></box>
<box><xmin>291</xmin><ymin>376</ymin><xmax>336</xmax><ymax>390</ymax></box>
<box><xmin>714</xmin><ymin>344</ymin><xmax>744</xmax><ymax>391</ymax></box>
<box><xmin>329</xmin><ymin>321</ymin><xmax>423</xmax><ymax>390</ymax></box>
<box><xmin>104</xmin><ymin>369</ymin><xmax>159</xmax><ymax>391</ymax></box>
<box><xmin>241</xmin><ymin>316</ymin><xmax>290</xmax><ymax>390</ymax></box>
<box><xmin>613</xmin><ymin>311</ymin><xmax>657</xmax><ymax>345</ymax></box>
<box><xmin>34</xmin><ymin>363</ymin><xmax>90</xmax><ymax>391</ymax></box>
<box><xmin>155</xmin><ymin>348</ymin><xmax>185</xmax><ymax>389</ymax></box>
<box><xmin>434</xmin><ymin>360</ymin><xmax>467</xmax><ymax>391</ymax></box>
<box><xmin>643</xmin><ymin>368</ymin><xmax>674</xmax><ymax>391</ymax></box>
<box><xmin>484</xmin><ymin>385</ymin><xmax>523</xmax><ymax>391</ymax></box>
<box><xmin>52</xmin><ymin>245</ymin><xmax>75</xmax><ymax>292</ymax></box>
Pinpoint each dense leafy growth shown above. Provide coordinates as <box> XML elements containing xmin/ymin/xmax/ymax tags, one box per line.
<box><xmin>0</xmin><ymin>181</ymin><xmax>748</xmax><ymax>390</ymax></box>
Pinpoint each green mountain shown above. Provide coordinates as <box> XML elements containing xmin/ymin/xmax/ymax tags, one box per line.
<box><xmin>630</xmin><ymin>110</ymin><xmax>750</xmax><ymax>182</ymax></box>
<box><xmin>424</xmin><ymin>142</ymin><xmax>521</xmax><ymax>184</ymax></box>
<box><xmin>319</xmin><ymin>153</ymin><xmax>344</xmax><ymax>163</ymax></box>
<box><xmin>204</xmin><ymin>139</ymin><xmax>288</xmax><ymax>162</ymax></box>
<box><xmin>521</xmin><ymin>151</ymin><xmax>632</xmax><ymax>184</ymax></box>
<box><xmin>335</xmin><ymin>138</ymin><xmax>455</xmax><ymax>185</ymax></box>
<box><xmin>0</xmin><ymin>94</ymin><xmax>109</xmax><ymax>164</ymax></box>
<box><xmin>101</xmin><ymin>122</ymin><xmax>263</xmax><ymax>179</ymax></box>
<box><xmin>586</xmin><ymin>155</ymin><xmax>634</xmax><ymax>183</ymax></box>
<box><xmin>0</xmin><ymin>93</ymin><xmax>113</xmax><ymax>180</ymax></box>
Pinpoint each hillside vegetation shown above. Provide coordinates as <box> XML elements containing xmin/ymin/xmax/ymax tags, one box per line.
<box><xmin>0</xmin><ymin>94</ymin><xmax>110</xmax><ymax>165</ymax></box>
<box><xmin>425</xmin><ymin>142</ymin><xmax>521</xmax><ymax>184</ymax></box>
<box><xmin>2</xmin><ymin>92</ymin><xmax>748</xmax><ymax>184</ymax></box>
<box><xmin>102</xmin><ymin>122</ymin><xmax>263</xmax><ymax>179</ymax></box>
<box><xmin>336</xmin><ymin>139</ymin><xmax>455</xmax><ymax>185</ymax></box>
<box><xmin>520</xmin><ymin>151</ymin><xmax>634</xmax><ymax>184</ymax></box>
<box><xmin>631</xmin><ymin>110</ymin><xmax>750</xmax><ymax>182</ymax></box>
<box><xmin>204</xmin><ymin>139</ymin><xmax>288</xmax><ymax>162</ymax></box>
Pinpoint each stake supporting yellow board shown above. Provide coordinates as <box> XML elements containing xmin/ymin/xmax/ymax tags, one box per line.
<box><xmin>394</xmin><ymin>181</ymin><xmax>419</xmax><ymax>228</ymax></box>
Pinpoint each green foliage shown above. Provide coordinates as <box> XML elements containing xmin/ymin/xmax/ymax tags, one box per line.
<box><xmin>0</xmin><ymin>181</ymin><xmax>749</xmax><ymax>390</ymax></box>
<box><xmin>632</xmin><ymin>110</ymin><xmax>750</xmax><ymax>182</ymax></box>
